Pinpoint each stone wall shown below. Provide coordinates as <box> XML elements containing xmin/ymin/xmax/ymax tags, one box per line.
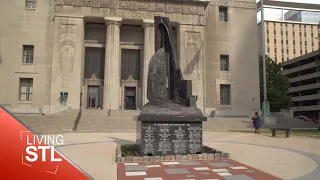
<box><xmin>0</xmin><ymin>0</ymin><xmax>54</xmax><ymax>109</ymax></box>
<box><xmin>204</xmin><ymin>0</ymin><xmax>260</xmax><ymax>116</ymax></box>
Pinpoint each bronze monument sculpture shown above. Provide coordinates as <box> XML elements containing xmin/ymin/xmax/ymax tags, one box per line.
<box><xmin>137</xmin><ymin>16</ymin><xmax>207</xmax><ymax>156</ymax></box>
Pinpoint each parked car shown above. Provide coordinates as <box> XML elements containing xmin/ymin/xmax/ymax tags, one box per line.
<box><xmin>295</xmin><ymin>116</ymin><xmax>318</xmax><ymax>124</ymax></box>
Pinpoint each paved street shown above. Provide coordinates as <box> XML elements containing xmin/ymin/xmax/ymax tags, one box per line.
<box><xmin>55</xmin><ymin>132</ymin><xmax>320</xmax><ymax>180</ymax></box>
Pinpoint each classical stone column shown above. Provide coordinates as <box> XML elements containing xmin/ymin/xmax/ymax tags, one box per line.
<box><xmin>104</xmin><ymin>17</ymin><xmax>122</xmax><ymax>110</ymax></box>
<box><xmin>142</xmin><ymin>20</ymin><xmax>155</xmax><ymax>105</ymax></box>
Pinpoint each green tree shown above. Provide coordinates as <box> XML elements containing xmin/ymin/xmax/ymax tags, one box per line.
<box><xmin>259</xmin><ymin>56</ymin><xmax>292</xmax><ymax>112</ymax></box>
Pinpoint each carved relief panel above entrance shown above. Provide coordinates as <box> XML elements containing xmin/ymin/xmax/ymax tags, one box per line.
<box><xmin>59</xmin><ymin>24</ymin><xmax>77</xmax><ymax>88</ymax></box>
<box><xmin>185</xmin><ymin>32</ymin><xmax>201</xmax><ymax>79</ymax></box>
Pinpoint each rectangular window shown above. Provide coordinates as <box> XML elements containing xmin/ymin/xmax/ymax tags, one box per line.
<box><xmin>121</xmin><ymin>49</ymin><xmax>141</xmax><ymax>80</ymax></box>
<box><xmin>220</xmin><ymin>55</ymin><xmax>229</xmax><ymax>71</ymax></box>
<box><xmin>220</xmin><ymin>84</ymin><xmax>230</xmax><ymax>105</ymax></box>
<box><xmin>26</xmin><ymin>0</ymin><xmax>36</xmax><ymax>8</ymax></box>
<box><xmin>84</xmin><ymin>47</ymin><xmax>105</xmax><ymax>79</ymax></box>
<box><xmin>19</xmin><ymin>78</ymin><xmax>33</xmax><ymax>101</ymax></box>
<box><xmin>23</xmin><ymin>45</ymin><xmax>34</xmax><ymax>64</ymax></box>
<box><xmin>219</xmin><ymin>7</ymin><xmax>228</xmax><ymax>22</ymax></box>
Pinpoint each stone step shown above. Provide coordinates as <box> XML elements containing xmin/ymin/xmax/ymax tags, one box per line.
<box><xmin>81</xmin><ymin>109</ymin><xmax>140</xmax><ymax>117</ymax></box>
<box><xmin>77</xmin><ymin>123</ymin><xmax>136</xmax><ymax>128</ymax></box>
<box><xmin>75</xmin><ymin>129</ymin><xmax>136</xmax><ymax>133</ymax></box>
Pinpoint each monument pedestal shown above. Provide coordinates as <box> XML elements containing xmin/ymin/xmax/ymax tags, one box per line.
<box><xmin>137</xmin><ymin>115</ymin><xmax>207</xmax><ymax>156</ymax></box>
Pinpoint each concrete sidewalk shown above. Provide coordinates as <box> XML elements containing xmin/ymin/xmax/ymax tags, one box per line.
<box><xmin>56</xmin><ymin>132</ymin><xmax>320</xmax><ymax>180</ymax></box>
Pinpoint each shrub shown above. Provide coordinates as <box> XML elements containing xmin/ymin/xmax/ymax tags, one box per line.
<box><xmin>202</xmin><ymin>146</ymin><xmax>217</xmax><ymax>154</ymax></box>
<box><xmin>121</xmin><ymin>144</ymin><xmax>140</xmax><ymax>157</ymax></box>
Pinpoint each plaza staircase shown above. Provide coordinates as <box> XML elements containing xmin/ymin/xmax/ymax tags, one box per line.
<box><xmin>14</xmin><ymin>108</ymin><xmax>261</xmax><ymax>134</ymax></box>
<box><xmin>15</xmin><ymin>109</ymin><xmax>140</xmax><ymax>134</ymax></box>
<box><xmin>75</xmin><ymin>109</ymin><xmax>140</xmax><ymax>133</ymax></box>
<box><xmin>16</xmin><ymin>109</ymin><xmax>80</xmax><ymax>134</ymax></box>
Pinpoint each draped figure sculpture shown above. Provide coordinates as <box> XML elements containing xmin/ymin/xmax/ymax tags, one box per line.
<box><xmin>147</xmin><ymin>16</ymin><xmax>188</xmax><ymax>105</ymax></box>
<box><xmin>142</xmin><ymin>16</ymin><xmax>202</xmax><ymax>116</ymax></box>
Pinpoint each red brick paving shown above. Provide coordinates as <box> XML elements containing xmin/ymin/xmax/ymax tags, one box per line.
<box><xmin>117</xmin><ymin>159</ymin><xmax>282</xmax><ymax>180</ymax></box>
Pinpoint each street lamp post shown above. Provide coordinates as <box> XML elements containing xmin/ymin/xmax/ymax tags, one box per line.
<box><xmin>260</xmin><ymin>0</ymin><xmax>271</xmax><ymax>116</ymax></box>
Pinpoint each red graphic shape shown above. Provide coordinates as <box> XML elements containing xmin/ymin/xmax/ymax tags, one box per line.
<box><xmin>0</xmin><ymin>106</ymin><xmax>92</xmax><ymax>180</ymax></box>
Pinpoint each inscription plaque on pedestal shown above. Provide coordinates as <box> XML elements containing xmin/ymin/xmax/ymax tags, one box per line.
<box><xmin>140</xmin><ymin>121</ymin><xmax>203</xmax><ymax>156</ymax></box>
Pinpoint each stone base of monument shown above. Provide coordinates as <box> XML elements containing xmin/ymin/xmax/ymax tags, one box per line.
<box><xmin>136</xmin><ymin>115</ymin><xmax>207</xmax><ymax>156</ymax></box>
<box><xmin>115</xmin><ymin>144</ymin><xmax>229</xmax><ymax>163</ymax></box>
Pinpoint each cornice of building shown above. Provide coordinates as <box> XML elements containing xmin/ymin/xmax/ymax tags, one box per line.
<box><xmin>263</xmin><ymin>5</ymin><xmax>320</xmax><ymax>12</ymax></box>
<box><xmin>262</xmin><ymin>0</ymin><xmax>320</xmax><ymax>11</ymax></box>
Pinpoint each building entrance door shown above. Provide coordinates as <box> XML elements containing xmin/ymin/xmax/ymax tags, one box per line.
<box><xmin>125</xmin><ymin>87</ymin><xmax>136</xmax><ymax>110</ymax></box>
<box><xmin>87</xmin><ymin>86</ymin><xmax>100</xmax><ymax>109</ymax></box>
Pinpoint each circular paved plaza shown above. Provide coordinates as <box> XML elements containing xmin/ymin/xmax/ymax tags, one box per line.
<box><xmin>56</xmin><ymin>132</ymin><xmax>320</xmax><ymax>180</ymax></box>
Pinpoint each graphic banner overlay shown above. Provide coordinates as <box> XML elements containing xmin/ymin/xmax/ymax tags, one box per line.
<box><xmin>0</xmin><ymin>106</ymin><xmax>92</xmax><ymax>180</ymax></box>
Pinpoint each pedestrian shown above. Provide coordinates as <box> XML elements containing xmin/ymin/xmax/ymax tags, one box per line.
<box><xmin>252</xmin><ymin>112</ymin><xmax>261</xmax><ymax>134</ymax></box>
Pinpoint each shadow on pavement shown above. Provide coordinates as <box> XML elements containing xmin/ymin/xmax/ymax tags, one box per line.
<box><xmin>106</xmin><ymin>136</ymin><xmax>135</xmax><ymax>145</ymax></box>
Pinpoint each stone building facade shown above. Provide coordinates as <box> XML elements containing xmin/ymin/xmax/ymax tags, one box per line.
<box><xmin>0</xmin><ymin>0</ymin><xmax>260</xmax><ymax>117</ymax></box>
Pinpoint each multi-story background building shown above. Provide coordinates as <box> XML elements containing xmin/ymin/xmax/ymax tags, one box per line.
<box><xmin>282</xmin><ymin>51</ymin><xmax>320</xmax><ymax>120</ymax></box>
<box><xmin>0</xmin><ymin>0</ymin><xmax>260</xmax><ymax>117</ymax></box>
<box><xmin>257</xmin><ymin>0</ymin><xmax>320</xmax><ymax>63</ymax></box>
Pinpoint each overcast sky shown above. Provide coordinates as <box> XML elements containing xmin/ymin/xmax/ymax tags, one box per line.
<box><xmin>256</xmin><ymin>0</ymin><xmax>320</xmax><ymax>4</ymax></box>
